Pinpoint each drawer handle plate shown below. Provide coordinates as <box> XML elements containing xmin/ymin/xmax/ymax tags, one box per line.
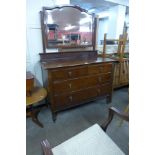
<box><xmin>97</xmin><ymin>89</ymin><xmax>101</xmax><ymax>94</ymax></box>
<box><xmin>68</xmin><ymin>71</ymin><xmax>72</xmax><ymax>77</ymax></box>
<box><xmin>69</xmin><ymin>83</ymin><xmax>72</xmax><ymax>88</ymax></box>
<box><xmin>69</xmin><ymin>96</ymin><xmax>72</xmax><ymax>101</ymax></box>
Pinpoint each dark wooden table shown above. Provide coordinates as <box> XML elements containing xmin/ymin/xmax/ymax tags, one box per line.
<box><xmin>26</xmin><ymin>72</ymin><xmax>47</xmax><ymax>127</ymax></box>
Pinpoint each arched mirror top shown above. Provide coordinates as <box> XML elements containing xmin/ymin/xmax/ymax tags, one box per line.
<box><xmin>40</xmin><ymin>5</ymin><xmax>96</xmax><ymax>52</ymax></box>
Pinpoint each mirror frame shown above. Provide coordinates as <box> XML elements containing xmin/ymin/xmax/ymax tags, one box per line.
<box><xmin>40</xmin><ymin>5</ymin><xmax>97</xmax><ymax>52</ymax></box>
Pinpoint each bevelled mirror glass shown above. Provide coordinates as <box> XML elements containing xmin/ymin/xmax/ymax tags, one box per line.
<box><xmin>41</xmin><ymin>6</ymin><xmax>95</xmax><ymax>50</ymax></box>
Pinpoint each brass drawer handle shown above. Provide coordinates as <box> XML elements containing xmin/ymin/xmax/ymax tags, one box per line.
<box><xmin>69</xmin><ymin>83</ymin><xmax>72</xmax><ymax>88</ymax></box>
<box><xmin>97</xmin><ymin>89</ymin><xmax>101</xmax><ymax>94</ymax></box>
<box><xmin>68</xmin><ymin>71</ymin><xmax>72</xmax><ymax>77</ymax></box>
<box><xmin>69</xmin><ymin>96</ymin><xmax>72</xmax><ymax>101</ymax></box>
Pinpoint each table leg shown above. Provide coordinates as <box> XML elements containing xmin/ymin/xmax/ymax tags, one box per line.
<box><xmin>27</xmin><ymin>106</ymin><xmax>44</xmax><ymax>128</ymax></box>
<box><xmin>31</xmin><ymin>109</ymin><xmax>44</xmax><ymax>128</ymax></box>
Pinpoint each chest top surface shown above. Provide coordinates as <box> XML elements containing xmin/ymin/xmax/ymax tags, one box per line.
<box><xmin>41</xmin><ymin>57</ymin><xmax>116</xmax><ymax>70</ymax></box>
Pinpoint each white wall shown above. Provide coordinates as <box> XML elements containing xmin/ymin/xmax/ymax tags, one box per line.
<box><xmin>97</xmin><ymin>5</ymin><xmax>127</xmax><ymax>43</ymax></box>
<box><xmin>97</xmin><ymin>17</ymin><xmax>109</xmax><ymax>45</ymax></box>
<box><xmin>116</xmin><ymin>5</ymin><xmax>126</xmax><ymax>38</ymax></box>
<box><xmin>108</xmin><ymin>5</ymin><xmax>126</xmax><ymax>39</ymax></box>
<box><xmin>26</xmin><ymin>0</ymin><xmax>70</xmax><ymax>85</ymax></box>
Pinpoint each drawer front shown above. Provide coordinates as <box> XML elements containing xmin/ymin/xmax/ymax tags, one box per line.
<box><xmin>50</xmin><ymin>66</ymin><xmax>88</xmax><ymax>81</ymax></box>
<box><xmin>66</xmin><ymin>67</ymin><xmax>88</xmax><ymax>79</ymax></box>
<box><xmin>88</xmin><ymin>63</ymin><xmax>112</xmax><ymax>75</ymax></box>
<box><xmin>50</xmin><ymin>69</ymin><xmax>68</xmax><ymax>81</ymax></box>
<box><xmin>52</xmin><ymin>76</ymin><xmax>98</xmax><ymax>94</ymax></box>
<box><xmin>53</xmin><ymin>87</ymin><xmax>98</xmax><ymax>109</ymax></box>
<box><xmin>52</xmin><ymin>73</ymin><xmax>112</xmax><ymax>94</ymax></box>
<box><xmin>53</xmin><ymin>94</ymin><xmax>71</xmax><ymax>109</ymax></box>
<box><xmin>52</xmin><ymin>83</ymin><xmax>112</xmax><ymax>110</ymax></box>
<box><xmin>97</xmin><ymin>83</ymin><xmax>112</xmax><ymax>96</ymax></box>
<box><xmin>52</xmin><ymin>81</ymin><xmax>71</xmax><ymax>94</ymax></box>
<box><xmin>70</xmin><ymin>76</ymin><xmax>98</xmax><ymax>91</ymax></box>
<box><xmin>71</xmin><ymin>87</ymin><xmax>98</xmax><ymax>104</ymax></box>
<box><xmin>97</xmin><ymin>73</ymin><xmax>112</xmax><ymax>84</ymax></box>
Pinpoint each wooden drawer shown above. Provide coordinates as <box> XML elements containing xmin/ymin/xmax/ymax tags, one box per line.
<box><xmin>53</xmin><ymin>87</ymin><xmax>99</xmax><ymax>109</ymax></box>
<box><xmin>52</xmin><ymin>81</ymin><xmax>71</xmax><ymax>94</ymax></box>
<box><xmin>50</xmin><ymin>69</ymin><xmax>68</xmax><ymax>81</ymax></box>
<box><xmin>52</xmin><ymin>76</ymin><xmax>98</xmax><ymax>94</ymax></box>
<box><xmin>70</xmin><ymin>76</ymin><xmax>98</xmax><ymax>91</ymax></box>
<box><xmin>50</xmin><ymin>66</ymin><xmax>88</xmax><ymax>81</ymax></box>
<box><xmin>88</xmin><ymin>63</ymin><xmax>112</xmax><ymax>75</ymax></box>
<box><xmin>97</xmin><ymin>73</ymin><xmax>112</xmax><ymax>84</ymax></box>
<box><xmin>53</xmin><ymin>93</ymin><xmax>71</xmax><ymax>109</ymax></box>
<box><xmin>52</xmin><ymin>73</ymin><xmax>112</xmax><ymax>94</ymax></box>
<box><xmin>66</xmin><ymin>67</ymin><xmax>88</xmax><ymax>79</ymax></box>
<box><xmin>71</xmin><ymin>87</ymin><xmax>98</xmax><ymax>104</ymax></box>
<box><xmin>97</xmin><ymin>83</ymin><xmax>112</xmax><ymax>96</ymax></box>
<box><xmin>70</xmin><ymin>73</ymin><xmax>112</xmax><ymax>91</ymax></box>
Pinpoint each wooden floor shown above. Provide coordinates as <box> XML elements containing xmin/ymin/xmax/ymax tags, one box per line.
<box><xmin>26</xmin><ymin>87</ymin><xmax>129</xmax><ymax>155</ymax></box>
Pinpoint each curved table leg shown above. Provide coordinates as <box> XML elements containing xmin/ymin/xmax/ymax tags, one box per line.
<box><xmin>31</xmin><ymin>109</ymin><xmax>44</xmax><ymax>128</ymax></box>
<box><xmin>27</xmin><ymin>105</ymin><xmax>44</xmax><ymax>128</ymax></box>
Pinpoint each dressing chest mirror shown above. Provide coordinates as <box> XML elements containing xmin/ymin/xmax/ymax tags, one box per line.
<box><xmin>40</xmin><ymin>5</ymin><xmax>96</xmax><ymax>51</ymax></box>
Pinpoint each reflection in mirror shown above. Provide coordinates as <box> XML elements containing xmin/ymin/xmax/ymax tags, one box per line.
<box><xmin>42</xmin><ymin>6</ymin><xmax>94</xmax><ymax>49</ymax></box>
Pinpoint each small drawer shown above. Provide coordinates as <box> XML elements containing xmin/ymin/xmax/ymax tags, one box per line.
<box><xmin>66</xmin><ymin>66</ymin><xmax>88</xmax><ymax>79</ymax></box>
<box><xmin>88</xmin><ymin>63</ymin><xmax>112</xmax><ymax>75</ymax></box>
<box><xmin>97</xmin><ymin>73</ymin><xmax>112</xmax><ymax>84</ymax></box>
<box><xmin>50</xmin><ymin>69</ymin><xmax>68</xmax><ymax>81</ymax></box>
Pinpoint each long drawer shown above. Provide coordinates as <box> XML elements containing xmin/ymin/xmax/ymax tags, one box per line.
<box><xmin>52</xmin><ymin>83</ymin><xmax>112</xmax><ymax>110</ymax></box>
<box><xmin>50</xmin><ymin>63</ymin><xmax>112</xmax><ymax>81</ymax></box>
<box><xmin>52</xmin><ymin>73</ymin><xmax>112</xmax><ymax>94</ymax></box>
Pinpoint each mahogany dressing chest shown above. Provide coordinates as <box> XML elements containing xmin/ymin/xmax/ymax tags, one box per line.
<box><xmin>39</xmin><ymin>6</ymin><xmax>116</xmax><ymax>121</ymax></box>
<box><xmin>40</xmin><ymin>51</ymin><xmax>116</xmax><ymax>121</ymax></box>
